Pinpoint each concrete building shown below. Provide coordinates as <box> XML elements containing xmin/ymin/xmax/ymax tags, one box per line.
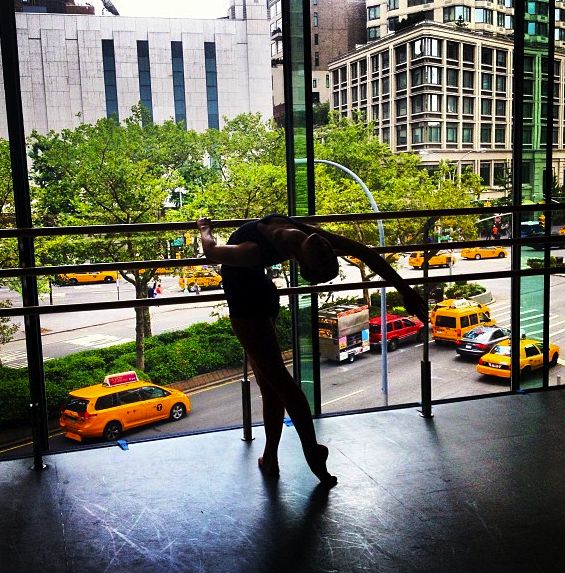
<box><xmin>329</xmin><ymin>1</ymin><xmax>565</xmax><ymax>194</ymax></box>
<box><xmin>269</xmin><ymin>0</ymin><xmax>366</xmax><ymax>122</ymax></box>
<box><xmin>0</xmin><ymin>0</ymin><xmax>272</xmax><ymax>138</ymax></box>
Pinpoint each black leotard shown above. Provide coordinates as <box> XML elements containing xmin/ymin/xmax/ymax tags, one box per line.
<box><xmin>221</xmin><ymin>214</ymin><xmax>308</xmax><ymax>319</ymax></box>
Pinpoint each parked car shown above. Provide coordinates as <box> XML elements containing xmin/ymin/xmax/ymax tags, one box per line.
<box><xmin>477</xmin><ymin>338</ymin><xmax>560</xmax><ymax>379</ymax></box>
<box><xmin>408</xmin><ymin>251</ymin><xmax>456</xmax><ymax>269</ymax></box>
<box><xmin>430</xmin><ymin>299</ymin><xmax>494</xmax><ymax>343</ymax></box>
<box><xmin>369</xmin><ymin>314</ymin><xmax>424</xmax><ymax>351</ymax></box>
<box><xmin>460</xmin><ymin>246</ymin><xmax>508</xmax><ymax>260</ymax></box>
<box><xmin>57</xmin><ymin>270</ymin><xmax>118</xmax><ymax>285</ymax></box>
<box><xmin>59</xmin><ymin>371</ymin><xmax>191</xmax><ymax>442</ymax></box>
<box><xmin>455</xmin><ymin>326</ymin><xmax>511</xmax><ymax>358</ymax></box>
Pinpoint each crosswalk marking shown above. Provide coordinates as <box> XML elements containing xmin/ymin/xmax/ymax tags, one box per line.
<box><xmin>68</xmin><ymin>334</ymin><xmax>134</xmax><ymax>349</ymax></box>
<box><xmin>0</xmin><ymin>350</ymin><xmax>55</xmax><ymax>368</ymax></box>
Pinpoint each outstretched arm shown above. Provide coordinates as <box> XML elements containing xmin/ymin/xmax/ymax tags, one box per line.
<box><xmin>196</xmin><ymin>218</ymin><xmax>261</xmax><ymax>267</ymax></box>
<box><xmin>300</xmin><ymin>223</ymin><xmax>428</xmax><ymax>322</ymax></box>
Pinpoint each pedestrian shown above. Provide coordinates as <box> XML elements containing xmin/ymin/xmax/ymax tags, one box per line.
<box><xmin>156</xmin><ymin>281</ymin><xmax>163</xmax><ymax>295</ymax></box>
<box><xmin>197</xmin><ymin>214</ymin><xmax>427</xmax><ymax>487</ymax></box>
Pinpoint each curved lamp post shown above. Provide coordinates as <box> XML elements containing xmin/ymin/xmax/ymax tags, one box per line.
<box><xmin>295</xmin><ymin>158</ymin><xmax>390</xmax><ymax>404</ymax></box>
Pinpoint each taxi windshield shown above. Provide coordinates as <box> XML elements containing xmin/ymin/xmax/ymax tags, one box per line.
<box><xmin>491</xmin><ymin>345</ymin><xmax>511</xmax><ymax>356</ymax></box>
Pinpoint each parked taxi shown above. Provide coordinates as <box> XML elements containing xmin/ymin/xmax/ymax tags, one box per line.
<box><xmin>59</xmin><ymin>371</ymin><xmax>191</xmax><ymax>442</ymax></box>
<box><xmin>408</xmin><ymin>251</ymin><xmax>455</xmax><ymax>269</ymax></box>
<box><xmin>461</xmin><ymin>246</ymin><xmax>508</xmax><ymax>260</ymax></box>
<box><xmin>57</xmin><ymin>270</ymin><xmax>119</xmax><ymax>285</ymax></box>
<box><xmin>179</xmin><ymin>269</ymin><xmax>223</xmax><ymax>290</ymax></box>
<box><xmin>477</xmin><ymin>338</ymin><xmax>560</xmax><ymax>379</ymax></box>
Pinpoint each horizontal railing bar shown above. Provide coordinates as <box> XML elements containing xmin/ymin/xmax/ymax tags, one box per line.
<box><xmin>0</xmin><ymin>204</ymin><xmax>563</xmax><ymax>239</ymax></box>
<box><xmin>0</xmin><ymin>266</ymin><xmax>561</xmax><ymax>318</ymax></box>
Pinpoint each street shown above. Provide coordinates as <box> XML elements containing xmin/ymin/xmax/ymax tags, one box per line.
<box><xmin>1</xmin><ymin>249</ymin><xmax>564</xmax><ymax>458</ymax></box>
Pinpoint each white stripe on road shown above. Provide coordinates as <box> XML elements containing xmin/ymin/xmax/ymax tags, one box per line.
<box><xmin>322</xmin><ymin>389</ymin><xmax>365</xmax><ymax>407</ymax></box>
<box><xmin>67</xmin><ymin>334</ymin><xmax>134</xmax><ymax>348</ymax></box>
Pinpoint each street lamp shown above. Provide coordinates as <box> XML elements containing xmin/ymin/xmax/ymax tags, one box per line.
<box><xmin>295</xmin><ymin>158</ymin><xmax>390</xmax><ymax>405</ymax></box>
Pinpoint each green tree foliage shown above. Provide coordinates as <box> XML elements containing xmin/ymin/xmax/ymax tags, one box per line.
<box><xmin>28</xmin><ymin>106</ymin><xmax>205</xmax><ymax>368</ymax></box>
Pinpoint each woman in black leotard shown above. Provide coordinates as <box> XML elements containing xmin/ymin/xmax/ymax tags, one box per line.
<box><xmin>197</xmin><ymin>214</ymin><xmax>426</xmax><ymax>487</ymax></box>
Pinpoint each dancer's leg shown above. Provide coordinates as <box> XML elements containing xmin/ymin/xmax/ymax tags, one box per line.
<box><xmin>232</xmin><ymin>317</ymin><xmax>336</xmax><ymax>486</ymax></box>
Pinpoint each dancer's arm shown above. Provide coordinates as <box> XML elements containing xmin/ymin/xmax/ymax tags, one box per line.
<box><xmin>197</xmin><ymin>218</ymin><xmax>260</xmax><ymax>267</ymax></box>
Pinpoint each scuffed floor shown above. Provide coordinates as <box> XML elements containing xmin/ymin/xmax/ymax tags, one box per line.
<box><xmin>2</xmin><ymin>392</ymin><xmax>565</xmax><ymax>573</ymax></box>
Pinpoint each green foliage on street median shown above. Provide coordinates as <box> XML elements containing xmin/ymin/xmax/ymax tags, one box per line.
<box><xmin>0</xmin><ymin>309</ymin><xmax>292</xmax><ymax>428</ymax></box>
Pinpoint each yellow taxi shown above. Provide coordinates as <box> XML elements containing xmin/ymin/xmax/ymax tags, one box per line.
<box><xmin>408</xmin><ymin>251</ymin><xmax>456</xmax><ymax>269</ymax></box>
<box><xmin>461</xmin><ymin>246</ymin><xmax>508</xmax><ymax>260</ymax></box>
<box><xmin>59</xmin><ymin>371</ymin><xmax>191</xmax><ymax>442</ymax></box>
<box><xmin>179</xmin><ymin>269</ymin><xmax>223</xmax><ymax>290</ymax></box>
<box><xmin>57</xmin><ymin>270</ymin><xmax>119</xmax><ymax>285</ymax></box>
<box><xmin>477</xmin><ymin>338</ymin><xmax>560</xmax><ymax>379</ymax></box>
<box><xmin>560</xmin><ymin>226</ymin><xmax>565</xmax><ymax>236</ymax></box>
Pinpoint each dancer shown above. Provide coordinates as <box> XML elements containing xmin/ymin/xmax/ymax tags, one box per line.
<box><xmin>197</xmin><ymin>214</ymin><xmax>427</xmax><ymax>487</ymax></box>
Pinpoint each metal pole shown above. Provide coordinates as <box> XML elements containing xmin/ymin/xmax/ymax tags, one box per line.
<box><xmin>295</xmin><ymin>158</ymin><xmax>389</xmax><ymax>404</ymax></box>
<box><xmin>420</xmin><ymin>218</ymin><xmax>435</xmax><ymax>418</ymax></box>
<box><xmin>241</xmin><ymin>352</ymin><xmax>254</xmax><ymax>442</ymax></box>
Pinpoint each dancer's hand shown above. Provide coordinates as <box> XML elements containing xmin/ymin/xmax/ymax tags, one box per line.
<box><xmin>196</xmin><ymin>217</ymin><xmax>212</xmax><ymax>232</ymax></box>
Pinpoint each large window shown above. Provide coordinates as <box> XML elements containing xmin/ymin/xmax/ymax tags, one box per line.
<box><xmin>476</xmin><ymin>8</ymin><xmax>494</xmax><ymax>24</ymax></box>
<box><xmin>443</xmin><ymin>6</ymin><xmax>471</xmax><ymax>23</ymax></box>
<box><xmin>204</xmin><ymin>42</ymin><xmax>219</xmax><ymax>129</ymax></box>
<box><xmin>411</xmin><ymin>66</ymin><xmax>442</xmax><ymax>86</ymax></box>
<box><xmin>102</xmin><ymin>39</ymin><xmax>119</xmax><ymax>121</ymax></box>
<box><xmin>411</xmin><ymin>38</ymin><xmax>442</xmax><ymax>59</ymax></box>
<box><xmin>137</xmin><ymin>40</ymin><xmax>153</xmax><ymax>122</ymax></box>
<box><xmin>171</xmin><ymin>42</ymin><xmax>186</xmax><ymax>125</ymax></box>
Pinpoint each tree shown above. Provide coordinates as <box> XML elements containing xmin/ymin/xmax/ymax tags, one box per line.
<box><xmin>28</xmin><ymin>106</ymin><xmax>205</xmax><ymax>369</ymax></box>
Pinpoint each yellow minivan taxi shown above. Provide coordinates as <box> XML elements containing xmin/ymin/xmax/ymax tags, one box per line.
<box><xmin>408</xmin><ymin>251</ymin><xmax>455</xmax><ymax>269</ymax></box>
<box><xmin>59</xmin><ymin>371</ymin><xmax>191</xmax><ymax>442</ymax></box>
<box><xmin>461</xmin><ymin>246</ymin><xmax>508</xmax><ymax>260</ymax></box>
<box><xmin>477</xmin><ymin>338</ymin><xmax>560</xmax><ymax>379</ymax></box>
<box><xmin>58</xmin><ymin>270</ymin><xmax>119</xmax><ymax>285</ymax></box>
<box><xmin>431</xmin><ymin>298</ymin><xmax>495</xmax><ymax>343</ymax></box>
<box><xmin>179</xmin><ymin>269</ymin><xmax>223</xmax><ymax>290</ymax></box>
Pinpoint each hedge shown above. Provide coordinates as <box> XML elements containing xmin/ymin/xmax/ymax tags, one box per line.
<box><xmin>0</xmin><ymin>309</ymin><xmax>292</xmax><ymax>428</ymax></box>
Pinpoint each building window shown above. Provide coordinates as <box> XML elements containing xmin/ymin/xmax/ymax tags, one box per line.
<box><xmin>481</xmin><ymin>98</ymin><xmax>492</xmax><ymax>116</ymax></box>
<box><xmin>527</xmin><ymin>21</ymin><xmax>548</xmax><ymax>36</ymax></box>
<box><xmin>102</xmin><ymin>39</ymin><xmax>119</xmax><ymax>121</ymax></box>
<box><xmin>341</xmin><ymin>89</ymin><xmax>348</xmax><ymax>105</ymax></box>
<box><xmin>411</xmin><ymin>93</ymin><xmax>441</xmax><ymax>113</ymax></box>
<box><xmin>326</xmin><ymin>74</ymin><xmax>330</xmax><ymax>88</ymax></box>
<box><xmin>482</xmin><ymin>47</ymin><xmax>493</xmax><ymax>66</ymax></box>
<box><xmin>388</xmin><ymin>17</ymin><xmax>399</xmax><ymax>32</ymax></box>
<box><xmin>447</xmin><ymin>123</ymin><xmax>458</xmax><ymax>142</ymax></box>
<box><xmin>382</xmin><ymin>127</ymin><xmax>390</xmax><ymax>143</ymax></box>
<box><xmin>397</xmin><ymin>125</ymin><xmax>408</xmax><ymax>145</ymax></box>
<box><xmin>314</xmin><ymin>33</ymin><xmax>319</xmax><ymax>45</ymax></box>
<box><xmin>137</xmin><ymin>40</ymin><xmax>153</xmax><ymax>122</ymax></box>
<box><xmin>333</xmin><ymin>92</ymin><xmax>340</xmax><ymax>107</ymax></box>
<box><xmin>396</xmin><ymin>44</ymin><xmax>407</xmax><ymax>65</ymax></box>
<box><xmin>495</xmin><ymin>75</ymin><xmax>506</xmax><ymax>92</ymax></box>
<box><xmin>204</xmin><ymin>42</ymin><xmax>219</xmax><ymax>129</ymax></box>
<box><xmin>313</xmin><ymin>79</ymin><xmax>318</xmax><ymax>89</ymax></box>
<box><xmin>493</xmin><ymin>162</ymin><xmax>506</xmax><ymax>184</ymax></box>
<box><xmin>496</xmin><ymin>50</ymin><xmax>508</xmax><ymax>69</ymax></box>
<box><xmin>372</xmin><ymin>104</ymin><xmax>378</xmax><ymax>120</ymax></box>
<box><xmin>462</xmin><ymin>124</ymin><xmax>474</xmax><ymax>142</ymax></box>
<box><xmin>396</xmin><ymin>71</ymin><xmax>407</xmax><ymax>90</ymax></box>
<box><xmin>333</xmin><ymin>70</ymin><xmax>340</xmax><ymax>87</ymax></box>
<box><xmin>382</xmin><ymin>102</ymin><xmax>390</xmax><ymax>119</ymax></box>
<box><xmin>462</xmin><ymin>44</ymin><xmax>475</xmax><ymax>63</ymax></box>
<box><xmin>382</xmin><ymin>77</ymin><xmax>390</xmax><ymax>94</ymax></box>
<box><xmin>447</xmin><ymin>95</ymin><xmax>458</xmax><ymax>113</ymax></box>
<box><xmin>480</xmin><ymin>125</ymin><xmax>492</xmax><ymax>144</ymax></box>
<box><xmin>388</xmin><ymin>0</ymin><xmax>399</xmax><ymax>9</ymax></box>
<box><xmin>411</xmin><ymin>66</ymin><xmax>442</xmax><ymax>86</ymax></box>
<box><xmin>351</xmin><ymin>62</ymin><xmax>358</xmax><ymax>81</ymax></box>
<box><xmin>371</xmin><ymin>55</ymin><xmax>379</xmax><ymax>74</ymax></box>
<box><xmin>505</xmin><ymin>15</ymin><xmax>514</xmax><ymax>29</ymax></box>
<box><xmin>360</xmin><ymin>59</ymin><xmax>368</xmax><ymax>77</ymax></box>
<box><xmin>360</xmin><ymin>83</ymin><xmax>368</xmax><ymax>101</ymax></box>
<box><xmin>368</xmin><ymin>27</ymin><xmax>381</xmax><ymax>41</ymax></box>
<box><xmin>313</xmin><ymin>12</ymin><xmax>318</xmax><ymax>26</ymax></box>
<box><xmin>443</xmin><ymin>6</ymin><xmax>471</xmax><ymax>23</ymax></box>
<box><xmin>382</xmin><ymin>51</ymin><xmax>390</xmax><ymax>69</ymax></box>
<box><xmin>480</xmin><ymin>162</ymin><xmax>491</xmax><ymax>185</ymax></box>
<box><xmin>314</xmin><ymin>52</ymin><xmax>320</xmax><ymax>67</ymax></box>
<box><xmin>481</xmin><ymin>73</ymin><xmax>493</xmax><ymax>91</ymax></box>
<box><xmin>476</xmin><ymin>8</ymin><xmax>494</xmax><ymax>24</ymax></box>
<box><xmin>495</xmin><ymin>100</ymin><xmax>506</xmax><ymax>116</ymax></box>
<box><xmin>411</xmin><ymin>38</ymin><xmax>442</xmax><ymax>59</ymax></box>
<box><xmin>446</xmin><ymin>41</ymin><xmax>459</xmax><ymax>62</ymax></box>
<box><xmin>463</xmin><ymin>97</ymin><xmax>474</xmax><ymax>114</ymax></box>
<box><xmin>495</xmin><ymin>126</ymin><xmax>506</xmax><ymax>143</ymax></box>
<box><xmin>171</xmin><ymin>42</ymin><xmax>186</xmax><ymax>125</ymax></box>
<box><xmin>351</xmin><ymin>86</ymin><xmax>358</xmax><ymax>104</ymax></box>
<box><xmin>397</xmin><ymin>98</ymin><xmax>407</xmax><ymax>116</ymax></box>
<box><xmin>368</xmin><ymin>6</ymin><xmax>380</xmax><ymax>19</ymax></box>
<box><xmin>447</xmin><ymin>68</ymin><xmax>459</xmax><ymax>87</ymax></box>
<box><xmin>372</xmin><ymin>79</ymin><xmax>379</xmax><ymax>97</ymax></box>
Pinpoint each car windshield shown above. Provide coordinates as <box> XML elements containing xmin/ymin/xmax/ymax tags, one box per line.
<box><xmin>491</xmin><ymin>345</ymin><xmax>511</xmax><ymax>356</ymax></box>
<box><xmin>464</xmin><ymin>329</ymin><xmax>486</xmax><ymax>340</ymax></box>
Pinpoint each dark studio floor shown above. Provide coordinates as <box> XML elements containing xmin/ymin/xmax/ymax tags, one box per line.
<box><xmin>2</xmin><ymin>391</ymin><xmax>565</xmax><ymax>573</ymax></box>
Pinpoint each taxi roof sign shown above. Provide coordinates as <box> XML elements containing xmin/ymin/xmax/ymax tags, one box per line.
<box><xmin>103</xmin><ymin>371</ymin><xmax>138</xmax><ymax>387</ymax></box>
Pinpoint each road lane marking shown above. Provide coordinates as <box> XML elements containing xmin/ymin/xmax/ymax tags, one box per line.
<box><xmin>67</xmin><ymin>334</ymin><xmax>134</xmax><ymax>348</ymax></box>
<box><xmin>322</xmin><ymin>388</ymin><xmax>365</xmax><ymax>407</ymax></box>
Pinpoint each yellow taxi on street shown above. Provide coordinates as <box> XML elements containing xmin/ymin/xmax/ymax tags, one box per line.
<box><xmin>408</xmin><ymin>251</ymin><xmax>456</xmax><ymax>269</ymax></box>
<box><xmin>477</xmin><ymin>338</ymin><xmax>560</xmax><ymax>379</ymax></box>
<box><xmin>461</xmin><ymin>246</ymin><xmax>508</xmax><ymax>260</ymax></box>
<box><xmin>57</xmin><ymin>270</ymin><xmax>119</xmax><ymax>285</ymax></box>
<box><xmin>179</xmin><ymin>269</ymin><xmax>223</xmax><ymax>290</ymax></box>
<box><xmin>560</xmin><ymin>226</ymin><xmax>565</xmax><ymax>235</ymax></box>
<box><xmin>59</xmin><ymin>371</ymin><xmax>191</xmax><ymax>442</ymax></box>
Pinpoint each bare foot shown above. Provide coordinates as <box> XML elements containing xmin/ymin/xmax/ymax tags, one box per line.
<box><xmin>307</xmin><ymin>444</ymin><xmax>337</xmax><ymax>488</ymax></box>
<box><xmin>258</xmin><ymin>456</ymin><xmax>280</xmax><ymax>478</ymax></box>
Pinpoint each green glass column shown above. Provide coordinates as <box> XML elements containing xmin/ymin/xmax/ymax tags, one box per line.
<box><xmin>282</xmin><ymin>0</ymin><xmax>320</xmax><ymax>411</ymax></box>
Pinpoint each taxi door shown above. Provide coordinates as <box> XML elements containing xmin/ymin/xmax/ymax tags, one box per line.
<box><xmin>138</xmin><ymin>386</ymin><xmax>171</xmax><ymax>422</ymax></box>
<box><xmin>116</xmin><ymin>388</ymin><xmax>148</xmax><ymax>429</ymax></box>
<box><xmin>523</xmin><ymin>344</ymin><xmax>543</xmax><ymax>370</ymax></box>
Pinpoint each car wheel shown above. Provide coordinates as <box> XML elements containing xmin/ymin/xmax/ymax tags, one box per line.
<box><xmin>475</xmin><ymin>254</ymin><xmax>481</xmax><ymax>260</ymax></box>
<box><xmin>347</xmin><ymin>354</ymin><xmax>355</xmax><ymax>364</ymax></box>
<box><xmin>388</xmin><ymin>339</ymin><xmax>399</xmax><ymax>351</ymax></box>
<box><xmin>550</xmin><ymin>353</ymin><xmax>559</xmax><ymax>367</ymax></box>
<box><xmin>170</xmin><ymin>403</ymin><xmax>186</xmax><ymax>421</ymax></box>
<box><xmin>498</xmin><ymin>252</ymin><xmax>506</xmax><ymax>258</ymax></box>
<box><xmin>103</xmin><ymin>276</ymin><xmax>115</xmax><ymax>283</ymax></box>
<box><xmin>521</xmin><ymin>366</ymin><xmax>532</xmax><ymax>377</ymax></box>
<box><xmin>69</xmin><ymin>278</ymin><xmax>78</xmax><ymax>285</ymax></box>
<box><xmin>103</xmin><ymin>421</ymin><xmax>122</xmax><ymax>441</ymax></box>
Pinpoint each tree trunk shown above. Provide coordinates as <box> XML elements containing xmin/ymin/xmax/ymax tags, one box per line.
<box><xmin>135</xmin><ymin>282</ymin><xmax>147</xmax><ymax>370</ymax></box>
<box><xmin>143</xmin><ymin>307</ymin><xmax>152</xmax><ymax>337</ymax></box>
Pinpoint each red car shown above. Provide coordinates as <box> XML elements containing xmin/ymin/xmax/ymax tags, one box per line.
<box><xmin>369</xmin><ymin>314</ymin><xmax>425</xmax><ymax>351</ymax></box>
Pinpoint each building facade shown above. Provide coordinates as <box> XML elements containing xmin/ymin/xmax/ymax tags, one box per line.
<box><xmin>0</xmin><ymin>0</ymin><xmax>272</xmax><ymax>138</ymax></box>
<box><xmin>330</xmin><ymin>1</ymin><xmax>565</xmax><ymax>193</ymax></box>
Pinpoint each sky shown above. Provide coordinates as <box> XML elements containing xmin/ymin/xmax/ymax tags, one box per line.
<box><xmin>89</xmin><ymin>0</ymin><xmax>232</xmax><ymax>19</ymax></box>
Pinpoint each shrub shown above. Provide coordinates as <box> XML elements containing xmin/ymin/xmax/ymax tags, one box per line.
<box><xmin>445</xmin><ymin>282</ymin><xmax>486</xmax><ymax>299</ymax></box>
